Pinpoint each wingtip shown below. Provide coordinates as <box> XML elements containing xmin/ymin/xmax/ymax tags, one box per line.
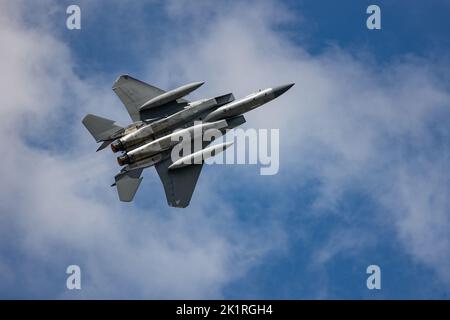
<box><xmin>112</xmin><ymin>74</ymin><xmax>136</xmax><ymax>88</ymax></box>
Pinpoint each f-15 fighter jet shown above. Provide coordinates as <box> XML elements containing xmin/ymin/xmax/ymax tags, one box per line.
<box><xmin>82</xmin><ymin>75</ymin><xmax>294</xmax><ymax>207</ymax></box>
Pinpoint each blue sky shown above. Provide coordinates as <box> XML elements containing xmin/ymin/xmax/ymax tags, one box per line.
<box><xmin>1</xmin><ymin>0</ymin><xmax>450</xmax><ymax>299</ymax></box>
<box><xmin>62</xmin><ymin>0</ymin><xmax>450</xmax><ymax>73</ymax></box>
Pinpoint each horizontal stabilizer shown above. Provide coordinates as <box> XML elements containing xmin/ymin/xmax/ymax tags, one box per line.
<box><xmin>82</xmin><ymin>114</ymin><xmax>123</xmax><ymax>142</ymax></box>
<box><xmin>113</xmin><ymin>169</ymin><xmax>143</xmax><ymax>202</ymax></box>
<box><xmin>96</xmin><ymin>140</ymin><xmax>113</xmax><ymax>152</ymax></box>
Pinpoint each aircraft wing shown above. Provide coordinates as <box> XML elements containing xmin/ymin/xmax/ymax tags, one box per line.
<box><xmin>154</xmin><ymin>115</ymin><xmax>246</xmax><ymax>208</ymax></box>
<box><xmin>113</xmin><ymin>168</ymin><xmax>144</xmax><ymax>202</ymax></box>
<box><xmin>155</xmin><ymin>156</ymin><xmax>204</xmax><ymax>208</ymax></box>
<box><xmin>112</xmin><ymin>75</ymin><xmax>187</xmax><ymax>122</ymax></box>
<box><xmin>154</xmin><ymin>138</ymin><xmax>214</xmax><ymax>208</ymax></box>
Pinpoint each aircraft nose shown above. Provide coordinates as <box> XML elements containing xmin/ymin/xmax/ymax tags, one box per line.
<box><xmin>272</xmin><ymin>83</ymin><xmax>295</xmax><ymax>98</ymax></box>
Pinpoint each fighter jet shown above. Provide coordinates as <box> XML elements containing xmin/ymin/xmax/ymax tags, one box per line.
<box><xmin>82</xmin><ymin>75</ymin><xmax>294</xmax><ymax>207</ymax></box>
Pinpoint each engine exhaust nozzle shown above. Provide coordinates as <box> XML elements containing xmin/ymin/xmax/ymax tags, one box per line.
<box><xmin>117</xmin><ymin>154</ymin><xmax>130</xmax><ymax>166</ymax></box>
<box><xmin>111</xmin><ymin>140</ymin><xmax>124</xmax><ymax>153</ymax></box>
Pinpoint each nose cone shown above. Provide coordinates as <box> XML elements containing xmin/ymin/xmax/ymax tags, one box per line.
<box><xmin>272</xmin><ymin>83</ymin><xmax>295</xmax><ymax>98</ymax></box>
